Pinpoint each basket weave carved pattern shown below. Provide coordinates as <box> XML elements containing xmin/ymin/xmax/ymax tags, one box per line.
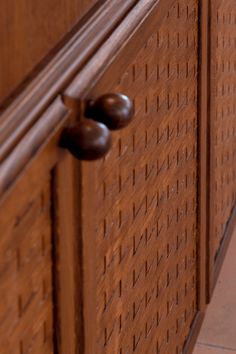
<box><xmin>92</xmin><ymin>1</ymin><xmax>199</xmax><ymax>353</ymax></box>
<box><xmin>0</xmin><ymin>178</ymin><xmax>54</xmax><ymax>354</ymax></box>
<box><xmin>211</xmin><ymin>0</ymin><xmax>236</xmax><ymax>260</ymax></box>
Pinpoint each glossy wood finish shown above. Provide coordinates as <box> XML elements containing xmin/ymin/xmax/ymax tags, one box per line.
<box><xmin>85</xmin><ymin>93</ymin><xmax>134</xmax><ymax>130</ymax></box>
<box><xmin>0</xmin><ymin>0</ymin><xmax>99</xmax><ymax>104</ymax></box>
<box><xmin>61</xmin><ymin>119</ymin><xmax>112</xmax><ymax>160</ymax></box>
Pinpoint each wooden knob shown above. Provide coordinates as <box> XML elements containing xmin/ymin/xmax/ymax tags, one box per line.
<box><xmin>85</xmin><ymin>93</ymin><xmax>134</xmax><ymax>130</ymax></box>
<box><xmin>60</xmin><ymin>119</ymin><xmax>112</xmax><ymax>160</ymax></box>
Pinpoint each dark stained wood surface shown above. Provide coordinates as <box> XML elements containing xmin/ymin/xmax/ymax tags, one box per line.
<box><xmin>85</xmin><ymin>93</ymin><xmax>134</xmax><ymax>130</ymax></box>
<box><xmin>0</xmin><ymin>0</ymin><xmax>98</xmax><ymax>104</ymax></box>
<box><xmin>61</xmin><ymin>119</ymin><xmax>112</xmax><ymax>161</ymax></box>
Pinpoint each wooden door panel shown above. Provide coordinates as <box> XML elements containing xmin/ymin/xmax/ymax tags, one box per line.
<box><xmin>0</xmin><ymin>98</ymin><xmax>78</xmax><ymax>354</ymax></box>
<box><xmin>72</xmin><ymin>1</ymin><xmax>200</xmax><ymax>353</ymax></box>
<box><xmin>0</xmin><ymin>173</ymin><xmax>54</xmax><ymax>354</ymax></box>
<box><xmin>209</xmin><ymin>0</ymin><xmax>236</xmax><ymax>295</ymax></box>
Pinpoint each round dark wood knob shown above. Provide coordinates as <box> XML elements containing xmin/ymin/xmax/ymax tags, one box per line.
<box><xmin>60</xmin><ymin>119</ymin><xmax>112</xmax><ymax>160</ymax></box>
<box><xmin>85</xmin><ymin>93</ymin><xmax>134</xmax><ymax>130</ymax></box>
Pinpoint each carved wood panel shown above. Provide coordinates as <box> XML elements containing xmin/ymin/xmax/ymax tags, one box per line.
<box><xmin>0</xmin><ymin>98</ymin><xmax>77</xmax><ymax>354</ymax></box>
<box><xmin>209</xmin><ymin>0</ymin><xmax>236</xmax><ymax>288</ymax></box>
<box><xmin>0</xmin><ymin>176</ymin><xmax>54</xmax><ymax>354</ymax></box>
<box><xmin>82</xmin><ymin>1</ymin><xmax>199</xmax><ymax>353</ymax></box>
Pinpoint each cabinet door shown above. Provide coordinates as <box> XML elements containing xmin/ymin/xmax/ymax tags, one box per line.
<box><xmin>208</xmin><ymin>0</ymin><xmax>236</xmax><ymax>296</ymax></box>
<box><xmin>0</xmin><ymin>98</ymin><xmax>78</xmax><ymax>354</ymax></box>
<box><xmin>64</xmin><ymin>1</ymin><xmax>202</xmax><ymax>353</ymax></box>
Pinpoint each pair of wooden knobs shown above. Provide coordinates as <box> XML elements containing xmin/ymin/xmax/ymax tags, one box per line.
<box><xmin>61</xmin><ymin>93</ymin><xmax>134</xmax><ymax>160</ymax></box>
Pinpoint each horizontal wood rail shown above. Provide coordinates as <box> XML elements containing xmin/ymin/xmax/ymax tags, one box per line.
<box><xmin>0</xmin><ymin>0</ymin><xmax>174</xmax><ymax>198</ymax></box>
<box><xmin>0</xmin><ymin>0</ymin><xmax>139</xmax><ymax>162</ymax></box>
<box><xmin>64</xmin><ymin>0</ymin><xmax>175</xmax><ymax>101</ymax></box>
<box><xmin>0</xmin><ymin>97</ymin><xmax>69</xmax><ymax>199</ymax></box>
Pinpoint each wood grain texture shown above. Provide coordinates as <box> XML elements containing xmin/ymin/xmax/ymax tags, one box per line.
<box><xmin>0</xmin><ymin>0</ymin><xmax>138</xmax><ymax>162</ymax></box>
<box><xmin>209</xmin><ymin>0</ymin><xmax>236</xmax><ymax>296</ymax></box>
<box><xmin>77</xmin><ymin>1</ymin><xmax>199</xmax><ymax>353</ymax></box>
<box><xmin>53</xmin><ymin>155</ymin><xmax>79</xmax><ymax>354</ymax></box>
<box><xmin>0</xmin><ymin>101</ymin><xmax>79</xmax><ymax>354</ymax></box>
<box><xmin>0</xmin><ymin>97</ymin><xmax>69</xmax><ymax>200</ymax></box>
<box><xmin>64</xmin><ymin>0</ymin><xmax>176</xmax><ymax>99</ymax></box>
<box><xmin>0</xmin><ymin>0</ymin><xmax>99</xmax><ymax>104</ymax></box>
<box><xmin>197</xmin><ymin>0</ymin><xmax>209</xmax><ymax>310</ymax></box>
<box><xmin>0</xmin><ymin>173</ymin><xmax>54</xmax><ymax>354</ymax></box>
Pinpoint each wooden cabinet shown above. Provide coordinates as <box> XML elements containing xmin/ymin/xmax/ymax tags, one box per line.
<box><xmin>0</xmin><ymin>99</ymin><xmax>80</xmax><ymax>353</ymax></box>
<box><xmin>64</xmin><ymin>2</ymin><xmax>200</xmax><ymax>353</ymax></box>
<box><xmin>0</xmin><ymin>1</ymin><xmax>236</xmax><ymax>353</ymax></box>
<box><xmin>208</xmin><ymin>0</ymin><xmax>236</xmax><ymax>297</ymax></box>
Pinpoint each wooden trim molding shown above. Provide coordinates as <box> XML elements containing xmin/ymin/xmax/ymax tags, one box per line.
<box><xmin>52</xmin><ymin>156</ymin><xmax>81</xmax><ymax>354</ymax></box>
<box><xmin>207</xmin><ymin>0</ymin><xmax>216</xmax><ymax>302</ymax></box>
<box><xmin>0</xmin><ymin>0</ymin><xmax>175</xmax><ymax>200</ymax></box>
<box><xmin>64</xmin><ymin>0</ymin><xmax>176</xmax><ymax>101</ymax></box>
<box><xmin>197</xmin><ymin>0</ymin><xmax>210</xmax><ymax>310</ymax></box>
<box><xmin>210</xmin><ymin>204</ymin><xmax>236</xmax><ymax>297</ymax></box>
<box><xmin>0</xmin><ymin>0</ymin><xmax>139</xmax><ymax>162</ymax></box>
<box><xmin>183</xmin><ymin>312</ymin><xmax>205</xmax><ymax>354</ymax></box>
<box><xmin>0</xmin><ymin>97</ymin><xmax>69</xmax><ymax>200</ymax></box>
